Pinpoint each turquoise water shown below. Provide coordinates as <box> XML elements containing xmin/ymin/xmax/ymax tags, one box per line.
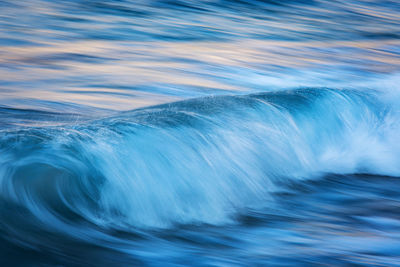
<box><xmin>1</xmin><ymin>0</ymin><xmax>400</xmax><ymax>266</ymax></box>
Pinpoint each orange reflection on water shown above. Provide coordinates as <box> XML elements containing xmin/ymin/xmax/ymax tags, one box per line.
<box><xmin>1</xmin><ymin>38</ymin><xmax>400</xmax><ymax>112</ymax></box>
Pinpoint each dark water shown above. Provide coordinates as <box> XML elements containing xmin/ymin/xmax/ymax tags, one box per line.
<box><xmin>1</xmin><ymin>0</ymin><xmax>400</xmax><ymax>266</ymax></box>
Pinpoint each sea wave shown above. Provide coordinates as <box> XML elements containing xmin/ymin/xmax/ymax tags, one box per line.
<box><xmin>1</xmin><ymin>88</ymin><xmax>399</xmax><ymax>244</ymax></box>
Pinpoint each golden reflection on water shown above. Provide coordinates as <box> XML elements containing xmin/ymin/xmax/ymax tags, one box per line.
<box><xmin>1</xmin><ymin>38</ymin><xmax>400</xmax><ymax>112</ymax></box>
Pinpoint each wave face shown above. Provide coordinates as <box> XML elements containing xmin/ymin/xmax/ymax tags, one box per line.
<box><xmin>1</xmin><ymin>89</ymin><xmax>399</xmax><ymax>237</ymax></box>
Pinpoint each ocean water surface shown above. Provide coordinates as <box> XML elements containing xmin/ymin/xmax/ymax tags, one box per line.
<box><xmin>1</xmin><ymin>0</ymin><xmax>400</xmax><ymax>266</ymax></box>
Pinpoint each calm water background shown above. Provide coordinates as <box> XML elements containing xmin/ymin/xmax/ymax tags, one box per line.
<box><xmin>1</xmin><ymin>0</ymin><xmax>400</xmax><ymax>266</ymax></box>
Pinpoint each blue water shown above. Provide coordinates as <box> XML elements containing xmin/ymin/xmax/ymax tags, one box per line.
<box><xmin>1</xmin><ymin>0</ymin><xmax>400</xmax><ymax>266</ymax></box>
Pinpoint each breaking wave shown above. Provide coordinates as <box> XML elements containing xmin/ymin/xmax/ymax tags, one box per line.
<box><xmin>1</xmin><ymin>88</ymin><xmax>400</xmax><ymax>245</ymax></box>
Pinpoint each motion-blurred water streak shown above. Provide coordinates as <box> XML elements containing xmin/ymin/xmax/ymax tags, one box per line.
<box><xmin>1</xmin><ymin>0</ymin><xmax>400</xmax><ymax>266</ymax></box>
